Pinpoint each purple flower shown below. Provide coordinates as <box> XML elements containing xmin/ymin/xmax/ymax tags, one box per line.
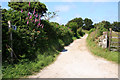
<box><xmin>27</xmin><ymin>21</ymin><xmax>29</xmax><ymax>24</ymax></box>
<box><xmin>35</xmin><ymin>19</ymin><xmax>38</xmax><ymax>23</ymax></box>
<box><xmin>28</xmin><ymin>12</ymin><xmax>29</xmax><ymax>16</ymax></box>
<box><xmin>29</xmin><ymin>2</ymin><xmax>30</xmax><ymax>7</ymax></box>
<box><xmin>26</xmin><ymin>17</ymin><xmax>28</xmax><ymax>20</ymax></box>
<box><xmin>21</xmin><ymin>9</ymin><xmax>23</xmax><ymax>13</ymax></box>
<box><xmin>33</xmin><ymin>8</ymin><xmax>35</xmax><ymax>15</ymax></box>
<box><xmin>29</xmin><ymin>15</ymin><xmax>32</xmax><ymax>19</ymax></box>
<box><xmin>38</xmin><ymin>23</ymin><xmax>40</xmax><ymax>26</ymax></box>
<box><xmin>42</xmin><ymin>25</ymin><xmax>44</xmax><ymax>28</ymax></box>
<box><xmin>36</xmin><ymin>14</ymin><xmax>38</xmax><ymax>17</ymax></box>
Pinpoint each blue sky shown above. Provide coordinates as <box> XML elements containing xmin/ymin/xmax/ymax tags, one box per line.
<box><xmin>0</xmin><ymin>2</ymin><xmax>118</xmax><ymax>25</ymax></box>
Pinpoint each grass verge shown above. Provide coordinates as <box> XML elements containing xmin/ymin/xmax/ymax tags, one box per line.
<box><xmin>86</xmin><ymin>32</ymin><xmax>120</xmax><ymax>64</ymax></box>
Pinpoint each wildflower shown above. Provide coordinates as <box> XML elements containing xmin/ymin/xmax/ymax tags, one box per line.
<box><xmin>42</xmin><ymin>25</ymin><xmax>44</xmax><ymax>28</ymax></box>
<box><xmin>21</xmin><ymin>9</ymin><xmax>23</xmax><ymax>13</ymax></box>
<box><xmin>29</xmin><ymin>15</ymin><xmax>32</xmax><ymax>19</ymax></box>
<box><xmin>39</xmin><ymin>15</ymin><xmax>41</xmax><ymax>22</ymax></box>
<box><xmin>36</xmin><ymin>14</ymin><xmax>38</xmax><ymax>17</ymax></box>
<box><xmin>33</xmin><ymin>8</ymin><xmax>35</xmax><ymax>15</ymax></box>
<box><xmin>38</xmin><ymin>23</ymin><xmax>40</xmax><ymax>26</ymax></box>
<box><xmin>29</xmin><ymin>2</ymin><xmax>30</xmax><ymax>7</ymax></box>
<box><xmin>26</xmin><ymin>17</ymin><xmax>28</xmax><ymax>20</ymax></box>
<box><xmin>28</xmin><ymin>12</ymin><xmax>29</xmax><ymax>16</ymax></box>
<box><xmin>35</xmin><ymin>19</ymin><xmax>38</xmax><ymax>23</ymax></box>
<box><xmin>27</xmin><ymin>21</ymin><xmax>29</xmax><ymax>24</ymax></box>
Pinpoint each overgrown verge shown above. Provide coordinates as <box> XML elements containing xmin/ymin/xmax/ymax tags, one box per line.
<box><xmin>2</xmin><ymin>2</ymin><xmax>85</xmax><ymax>78</ymax></box>
<box><xmin>87</xmin><ymin>31</ymin><xmax>120</xmax><ymax>64</ymax></box>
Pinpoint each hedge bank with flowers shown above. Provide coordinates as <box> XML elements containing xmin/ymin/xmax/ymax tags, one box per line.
<box><xmin>2</xmin><ymin>2</ymin><xmax>85</xmax><ymax>78</ymax></box>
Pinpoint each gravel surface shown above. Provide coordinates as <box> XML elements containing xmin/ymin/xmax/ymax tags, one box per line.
<box><xmin>28</xmin><ymin>34</ymin><xmax>118</xmax><ymax>78</ymax></box>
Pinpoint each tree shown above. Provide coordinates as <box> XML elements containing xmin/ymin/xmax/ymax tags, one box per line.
<box><xmin>101</xmin><ymin>20</ymin><xmax>111</xmax><ymax>30</ymax></box>
<box><xmin>83</xmin><ymin>18</ymin><xmax>93</xmax><ymax>30</ymax></box>
<box><xmin>111</xmin><ymin>22</ymin><xmax>120</xmax><ymax>32</ymax></box>
<box><xmin>8</xmin><ymin>2</ymin><xmax>47</xmax><ymax>16</ymax></box>
<box><xmin>2</xmin><ymin>2</ymin><xmax>48</xmax><ymax>62</ymax></box>
<box><xmin>67</xmin><ymin>22</ymin><xmax>78</xmax><ymax>37</ymax></box>
<box><xmin>66</xmin><ymin>17</ymin><xmax>84</xmax><ymax>28</ymax></box>
<box><xmin>43</xmin><ymin>11</ymin><xmax>58</xmax><ymax>20</ymax></box>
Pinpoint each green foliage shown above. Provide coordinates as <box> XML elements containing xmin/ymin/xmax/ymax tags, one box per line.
<box><xmin>8</xmin><ymin>2</ymin><xmax>47</xmax><ymax>16</ymax></box>
<box><xmin>43</xmin><ymin>11</ymin><xmax>58</xmax><ymax>20</ymax></box>
<box><xmin>77</xmin><ymin>27</ymin><xmax>85</xmax><ymax>37</ymax></box>
<box><xmin>88</xmin><ymin>28</ymin><xmax>96</xmax><ymax>34</ymax></box>
<box><xmin>83</xmin><ymin>18</ymin><xmax>94</xmax><ymax>30</ymax></box>
<box><xmin>101</xmin><ymin>21</ymin><xmax>111</xmax><ymax>30</ymax></box>
<box><xmin>66</xmin><ymin>17</ymin><xmax>83</xmax><ymax>28</ymax></box>
<box><xmin>94</xmin><ymin>22</ymin><xmax>108</xmax><ymax>37</ymax></box>
<box><xmin>111</xmin><ymin>22</ymin><xmax>120</xmax><ymax>32</ymax></box>
<box><xmin>87</xmin><ymin>32</ymin><xmax>120</xmax><ymax>64</ymax></box>
<box><xmin>67</xmin><ymin>22</ymin><xmax>78</xmax><ymax>37</ymax></box>
<box><xmin>2</xmin><ymin>2</ymin><xmax>75</xmax><ymax>78</ymax></box>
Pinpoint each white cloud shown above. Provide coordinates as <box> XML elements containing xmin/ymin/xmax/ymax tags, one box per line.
<box><xmin>50</xmin><ymin>16</ymin><xmax>62</xmax><ymax>24</ymax></box>
<box><xmin>54</xmin><ymin>5</ymin><xmax>71</xmax><ymax>12</ymax></box>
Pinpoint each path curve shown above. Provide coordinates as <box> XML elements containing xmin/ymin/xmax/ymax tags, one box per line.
<box><xmin>28</xmin><ymin>34</ymin><xmax>118</xmax><ymax>78</ymax></box>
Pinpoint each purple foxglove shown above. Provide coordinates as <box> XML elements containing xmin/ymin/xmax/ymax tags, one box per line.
<box><xmin>42</xmin><ymin>25</ymin><xmax>44</xmax><ymax>28</ymax></box>
<box><xmin>35</xmin><ymin>19</ymin><xmax>38</xmax><ymax>23</ymax></box>
<box><xmin>38</xmin><ymin>23</ymin><xmax>40</xmax><ymax>26</ymax></box>
<box><xmin>33</xmin><ymin>8</ymin><xmax>35</xmax><ymax>15</ymax></box>
<box><xmin>21</xmin><ymin>9</ymin><xmax>23</xmax><ymax>13</ymax></box>
<box><xmin>28</xmin><ymin>12</ymin><xmax>29</xmax><ymax>16</ymax></box>
<box><xmin>29</xmin><ymin>2</ymin><xmax>30</xmax><ymax>7</ymax></box>
<box><xmin>29</xmin><ymin>15</ymin><xmax>32</xmax><ymax>19</ymax></box>
<box><xmin>27</xmin><ymin>21</ymin><xmax>29</xmax><ymax>24</ymax></box>
<box><xmin>26</xmin><ymin>17</ymin><xmax>28</xmax><ymax>20</ymax></box>
<box><xmin>39</xmin><ymin>15</ymin><xmax>41</xmax><ymax>20</ymax></box>
<box><xmin>36</xmin><ymin>14</ymin><xmax>38</xmax><ymax>17</ymax></box>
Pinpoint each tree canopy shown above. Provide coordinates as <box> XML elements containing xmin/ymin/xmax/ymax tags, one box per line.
<box><xmin>8</xmin><ymin>2</ymin><xmax>47</xmax><ymax>16</ymax></box>
<box><xmin>111</xmin><ymin>22</ymin><xmax>120</xmax><ymax>32</ymax></box>
<box><xmin>66</xmin><ymin>17</ymin><xmax>84</xmax><ymax>28</ymax></box>
<box><xmin>83</xmin><ymin>18</ymin><xmax>93</xmax><ymax>30</ymax></box>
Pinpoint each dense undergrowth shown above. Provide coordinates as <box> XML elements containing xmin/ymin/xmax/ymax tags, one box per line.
<box><xmin>2</xmin><ymin>2</ymin><xmax>85</xmax><ymax>78</ymax></box>
<box><xmin>2</xmin><ymin>20</ymin><xmax>77</xmax><ymax>78</ymax></box>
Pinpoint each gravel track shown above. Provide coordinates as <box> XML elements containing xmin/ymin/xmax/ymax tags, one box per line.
<box><xmin>28</xmin><ymin>34</ymin><xmax>118</xmax><ymax>78</ymax></box>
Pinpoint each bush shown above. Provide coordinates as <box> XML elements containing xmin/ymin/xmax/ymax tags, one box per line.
<box><xmin>77</xmin><ymin>27</ymin><xmax>85</xmax><ymax>37</ymax></box>
<box><xmin>88</xmin><ymin>28</ymin><xmax>96</xmax><ymax>34</ymax></box>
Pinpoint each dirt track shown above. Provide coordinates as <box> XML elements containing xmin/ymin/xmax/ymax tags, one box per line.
<box><xmin>28</xmin><ymin>34</ymin><xmax>118</xmax><ymax>78</ymax></box>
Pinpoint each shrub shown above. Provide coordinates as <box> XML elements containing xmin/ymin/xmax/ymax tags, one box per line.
<box><xmin>77</xmin><ymin>27</ymin><xmax>85</xmax><ymax>37</ymax></box>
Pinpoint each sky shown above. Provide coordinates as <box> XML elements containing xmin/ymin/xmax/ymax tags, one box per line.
<box><xmin>0</xmin><ymin>1</ymin><xmax>119</xmax><ymax>25</ymax></box>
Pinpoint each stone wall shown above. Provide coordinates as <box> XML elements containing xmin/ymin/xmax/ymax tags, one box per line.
<box><xmin>98</xmin><ymin>32</ymin><xmax>108</xmax><ymax>48</ymax></box>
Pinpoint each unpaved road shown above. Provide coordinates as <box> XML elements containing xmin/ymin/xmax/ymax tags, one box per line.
<box><xmin>29</xmin><ymin>34</ymin><xmax>118</xmax><ymax>78</ymax></box>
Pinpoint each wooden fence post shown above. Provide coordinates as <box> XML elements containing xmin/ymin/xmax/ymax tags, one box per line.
<box><xmin>109</xmin><ymin>28</ymin><xmax>112</xmax><ymax>51</ymax></box>
<box><xmin>8</xmin><ymin>20</ymin><xmax>13</xmax><ymax>63</ymax></box>
<box><xmin>119</xmin><ymin>32</ymin><xmax>120</xmax><ymax>52</ymax></box>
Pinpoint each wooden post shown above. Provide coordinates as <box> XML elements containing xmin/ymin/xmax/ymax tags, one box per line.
<box><xmin>109</xmin><ymin>28</ymin><xmax>112</xmax><ymax>51</ymax></box>
<box><xmin>8</xmin><ymin>21</ymin><xmax>13</xmax><ymax>63</ymax></box>
<box><xmin>118</xmin><ymin>32</ymin><xmax>120</xmax><ymax>52</ymax></box>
